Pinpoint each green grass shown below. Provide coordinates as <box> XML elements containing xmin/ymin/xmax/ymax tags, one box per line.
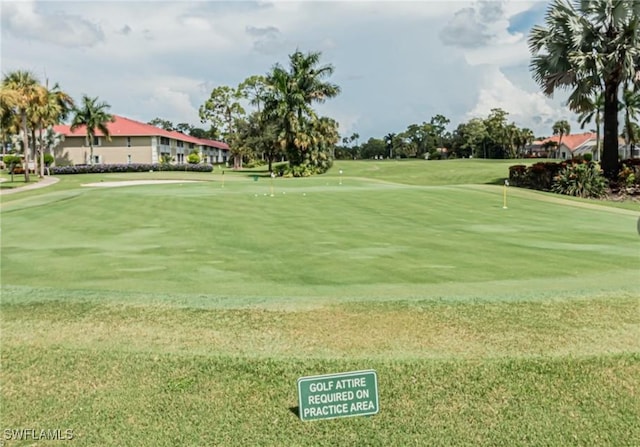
<box><xmin>1</xmin><ymin>160</ymin><xmax>639</xmax><ymax>446</ymax></box>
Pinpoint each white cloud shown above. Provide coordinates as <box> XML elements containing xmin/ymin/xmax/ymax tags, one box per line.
<box><xmin>467</xmin><ymin>66</ymin><xmax>571</xmax><ymax>134</ymax></box>
<box><xmin>143</xmin><ymin>86</ymin><xmax>200</xmax><ymax>125</ymax></box>
<box><xmin>1</xmin><ymin>0</ymin><xmax>104</xmax><ymax>47</ymax></box>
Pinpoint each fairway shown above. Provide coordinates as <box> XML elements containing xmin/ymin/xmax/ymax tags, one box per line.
<box><xmin>1</xmin><ymin>160</ymin><xmax>639</xmax><ymax>446</ymax></box>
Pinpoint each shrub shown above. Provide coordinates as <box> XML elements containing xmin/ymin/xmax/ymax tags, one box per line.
<box><xmin>3</xmin><ymin>155</ymin><xmax>22</xmax><ymax>170</ymax></box>
<box><xmin>583</xmin><ymin>153</ymin><xmax>593</xmax><ymax>162</ymax></box>
<box><xmin>187</xmin><ymin>152</ymin><xmax>201</xmax><ymax>164</ymax></box>
<box><xmin>551</xmin><ymin>162</ymin><xmax>607</xmax><ymax>198</ymax></box>
<box><xmin>527</xmin><ymin>162</ymin><xmax>564</xmax><ymax>191</ymax></box>
<box><xmin>618</xmin><ymin>163</ymin><xmax>639</xmax><ymax>187</ymax></box>
<box><xmin>508</xmin><ymin>165</ymin><xmax>527</xmax><ymax>186</ymax></box>
<box><xmin>43</xmin><ymin>153</ymin><xmax>54</xmax><ymax>166</ymax></box>
<box><xmin>50</xmin><ymin>163</ymin><xmax>213</xmax><ymax>175</ymax></box>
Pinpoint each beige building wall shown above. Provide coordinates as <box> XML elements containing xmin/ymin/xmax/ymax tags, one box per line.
<box><xmin>53</xmin><ymin>134</ymin><xmax>227</xmax><ymax>165</ymax></box>
<box><xmin>54</xmin><ymin>136</ymin><xmax>154</xmax><ymax>165</ymax></box>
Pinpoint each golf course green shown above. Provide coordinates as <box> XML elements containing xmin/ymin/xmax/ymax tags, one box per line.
<box><xmin>1</xmin><ymin>159</ymin><xmax>638</xmax><ymax>446</ymax></box>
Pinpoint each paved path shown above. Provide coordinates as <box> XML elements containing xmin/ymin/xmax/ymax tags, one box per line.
<box><xmin>0</xmin><ymin>176</ymin><xmax>59</xmax><ymax>195</ymax></box>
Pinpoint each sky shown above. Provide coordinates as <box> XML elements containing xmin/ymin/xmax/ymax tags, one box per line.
<box><xmin>1</xmin><ymin>0</ymin><xmax>584</xmax><ymax>141</ymax></box>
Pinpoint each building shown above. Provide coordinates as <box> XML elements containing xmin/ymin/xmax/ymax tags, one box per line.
<box><xmin>527</xmin><ymin>132</ymin><xmax>637</xmax><ymax>161</ymax></box>
<box><xmin>527</xmin><ymin>132</ymin><xmax>599</xmax><ymax>160</ymax></box>
<box><xmin>52</xmin><ymin>115</ymin><xmax>229</xmax><ymax>166</ymax></box>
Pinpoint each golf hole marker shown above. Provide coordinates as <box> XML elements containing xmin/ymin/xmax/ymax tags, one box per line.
<box><xmin>297</xmin><ymin>370</ymin><xmax>379</xmax><ymax>421</ymax></box>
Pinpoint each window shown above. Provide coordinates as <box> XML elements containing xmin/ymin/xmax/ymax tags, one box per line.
<box><xmin>127</xmin><ymin>137</ymin><xmax>131</xmax><ymax>148</ymax></box>
<box><xmin>160</xmin><ymin>137</ymin><xmax>170</xmax><ymax>145</ymax></box>
<box><xmin>127</xmin><ymin>154</ymin><xmax>132</xmax><ymax>164</ymax></box>
<box><xmin>177</xmin><ymin>141</ymin><xmax>184</xmax><ymax>148</ymax></box>
<box><xmin>88</xmin><ymin>136</ymin><xmax>100</xmax><ymax>146</ymax></box>
<box><xmin>189</xmin><ymin>143</ymin><xmax>195</xmax><ymax>149</ymax></box>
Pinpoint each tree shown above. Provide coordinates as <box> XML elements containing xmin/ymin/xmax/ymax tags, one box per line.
<box><xmin>1</xmin><ymin>70</ymin><xmax>43</xmax><ymax>181</ymax></box>
<box><xmin>234</xmin><ymin>111</ymin><xmax>282</xmax><ymax>172</ymax></box>
<box><xmin>199</xmin><ymin>85</ymin><xmax>245</xmax><ymax>168</ymax></box>
<box><xmin>451</xmin><ymin>118</ymin><xmax>488</xmax><ymax>158</ymax></box>
<box><xmin>148</xmin><ymin>118</ymin><xmax>174</xmax><ymax>131</ymax></box>
<box><xmin>360</xmin><ymin>137</ymin><xmax>386</xmax><ymax>159</ymax></box>
<box><xmin>384</xmin><ymin>133</ymin><xmax>396</xmax><ymax>158</ymax></box>
<box><xmin>577</xmin><ymin>92</ymin><xmax>604</xmax><ymax>160</ymax></box>
<box><xmin>516</xmin><ymin>128</ymin><xmax>535</xmax><ymax>157</ymax></box>
<box><xmin>430</xmin><ymin>114</ymin><xmax>451</xmax><ymax>149</ymax></box>
<box><xmin>263</xmin><ymin>50</ymin><xmax>340</xmax><ymax>175</ymax></box>
<box><xmin>70</xmin><ymin>95</ymin><xmax>114</xmax><ymax>165</ymax></box>
<box><xmin>552</xmin><ymin>120</ymin><xmax>571</xmax><ymax>159</ymax></box>
<box><xmin>175</xmin><ymin>122</ymin><xmax>192</xmax><ymax>134</ymax></box>
<box><xmin>484</xmin><ymin>108</ymin><xmax>510</xmax><ymax>158</ymax></box>
<box><xmin>529</xmin><ymin>0</ymin><xmax>640</xmax><ymax>177</ymax></box>
<box><xmin>30</xmin><ymin>81</ymin><xmax>73</xmax><ymax>177</ymax></box>
<box><xmin>238</xmin><ymin>75</ymin><xmax>268</xmax><ymax>113</ymax></box>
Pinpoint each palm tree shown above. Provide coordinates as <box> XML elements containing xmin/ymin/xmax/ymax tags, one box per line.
<box><xmin>621</xmin><ymin>85</ymin><xmax>640</xmax><ymax>158</ymax></box>
<box><xmin>0</xmin><ymin>86</ymin><xmax>20</xmax><ymax>153</ymax></box>
<box><xmin>1</xmin><ymin>70</ymin><xmax>44</xmax><ymax>181</ymax></box>
<box><xmin>263</xmin><ymin>50</ymin><xmax>340</xmax><ymax>170</ymax></box>
<box><xmin>577</xmin><ymin>92</ymin><xmax>604</xmax><ymax>161</ymax></box>
<box><xmin>552</xmin><ymin>120</ymin><xmax>571</xmax><ymax>159</ymax></box>
<box><xmin>529</xmin><ymin>0</ymin><xmax>640</xmax><ymax>177</ymax></box>
<box><xmin>70</xmin><ymin>95</ymin><xmax>114</xmax><ymax>165</ymax></box>
<box><xmin>384</xmin><ymin>133</ymin><xmax>396</xmax><ymax>159</ymax></box>
<box><xmin>31</xmin><ymin>82</ymin><xmax>74</xmax><ymax>176</ymax></box>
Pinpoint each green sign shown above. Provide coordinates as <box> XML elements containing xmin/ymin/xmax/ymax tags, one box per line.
<box><xmin>297</xmin><ymin>370</ymin><xmax>379</xmax><ymax>421</ymax></box>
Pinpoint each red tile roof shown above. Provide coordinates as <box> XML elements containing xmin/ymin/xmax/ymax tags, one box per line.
<box><xmin>537</xmin><ymin>132</ymin><xmax>596</xmax><ymax>151</ymax></box>
<box><xmin>53</xmin><ymin>115</ymin><xmax>229</xmax><ymax>150</ymax></box>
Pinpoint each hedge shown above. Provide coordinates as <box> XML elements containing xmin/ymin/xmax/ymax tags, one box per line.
<box><xmin>50</xmin><ymin>163</ymin><xmax>214</xmax><ymax>175</ymax></box>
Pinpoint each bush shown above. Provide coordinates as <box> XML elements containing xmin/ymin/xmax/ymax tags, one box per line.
<box><xmin>583</xmin><ymin>153</ymin><xmax>593</xmax><ymax>162</ymax></box>
<box><xmin>3</xmin><ymin>155</ymin><xmax>22</xmax><ymax>170</ymax></box>
<box><xmin>50</xmin><ymin>163</ymin><xmax>213</xmax><ymax>175</ymax></box>
<box><xmin>551</xmin><ymin>162</ymin><xmax>607</xmax><ymax>198</ymax></box>
<box><xmin>43</xmin><ymin>153</ymin><xmax>54</xmax><ymax>166</ymax></box>
<box><xmin>526</xmin><ymin>162</ymin><xmax>564</xmax><ymax>190</ymax></box>
<box><xmin>618</xmin><ymin>163</ymin><xmax>640</xmax><ymax>187</ymax></box>
<box><xmin>508</xmin><ymin>165</ymin><xmax>527</xmax><ymax>186</ymax></box>
<box><xmin>187</xmin><ymin>152</ymin><xmax>201</xmax><ymax>164</ymax></box>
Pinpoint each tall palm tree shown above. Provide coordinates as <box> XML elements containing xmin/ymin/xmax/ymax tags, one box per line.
<box><xmin>552</xmin><ymin>120</ymin><xmax>571</xmax><ymax>159</ymax></box>
<box><xmin>384</xmin><ymin>133</ymin><xmax>396</xmax><ymax>159</ymax></box>
<box><xmin>529</xmin><ymin>0</ymin><xmax>640</xmax><ymax>177</ymax></box>
<box><xmin>577</xmin><ymin>92</ymin><xmax>604</xmax><ymax>161</ymax></box>
<box><xmin>30</xmin><ymin>82</ymin><xmax>74</xmax><ymax>176</ymax></box>
<box><xmin>1</xmin><ymin>70</ymin><xmax>43</xmax><ymax>181</ymax></box>
<box><xmin>70</xmin><ymin>95</ymin><xmax>114</xmax><ymax>165</ymax></box>
<box><xmin>263</xmin><ymin>50</ymin><xmax>340</xmax><ymax>169</ymax></box>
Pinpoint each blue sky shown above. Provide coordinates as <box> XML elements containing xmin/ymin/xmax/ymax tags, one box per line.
<box><xmin>1</xmin><ymin>0</ymin><xmax>582</xmax><ymax>140</ymax></box>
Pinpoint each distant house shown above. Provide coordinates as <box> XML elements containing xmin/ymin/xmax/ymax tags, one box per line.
<box><xmin>526</xmin><ymin>132</ymin><xmax>636</xmax><ymax>161</ymax></box>
<box><xmin>52</xmin><ymin>115</ymin><xmax>229</xmax><ymax>166</ymax></box>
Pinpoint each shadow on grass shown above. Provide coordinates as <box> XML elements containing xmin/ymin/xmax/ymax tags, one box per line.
<box><xmin>289</xmin><ymin>406</ymin><xmax>300</xmax><ymax>418</ymax></box>
<box><xmin>485</xmin><ymin>177</ymin><xmax>508</xmax><ymax>185</ymax></box>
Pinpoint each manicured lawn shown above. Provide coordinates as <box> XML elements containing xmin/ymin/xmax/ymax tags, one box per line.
<box><xmin>1</xmin><ymin>160</ymin><xmax>638</xmax><ymax>446</ymax></box>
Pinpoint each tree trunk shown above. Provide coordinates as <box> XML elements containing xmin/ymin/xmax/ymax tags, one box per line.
<box><xmin>595</xmin><ymin>115</ymin><xmax>601</xmax><ymax>161</ymax></box>
<box><xmin>601</xmin><ymin>80</ymin><xmax>620</xmax><ymax>179</ymax></box>
<box><xmin>39</xmin><ymin>127</ymin><xmax>44</xmax><ymax>178</ymax></box>
<box><xmin>21</xmin><ymin>112</ymin><xmax>29</xmax><ymax>182</ymax></box>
